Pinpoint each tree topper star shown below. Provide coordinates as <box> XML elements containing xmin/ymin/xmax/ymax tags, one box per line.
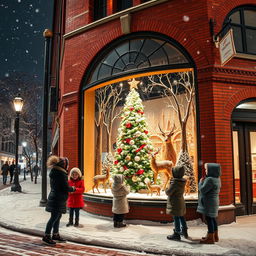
<box><xmin>128</xmin><ymin>78</ymin><xmax>140</xmax><ymax>90</ymax></box>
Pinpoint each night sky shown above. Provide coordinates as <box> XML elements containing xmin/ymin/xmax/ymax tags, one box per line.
<box><xmin>0</xmin><ymin>0</ymin><xmax>54</xmax><ymax>82</ymax></box>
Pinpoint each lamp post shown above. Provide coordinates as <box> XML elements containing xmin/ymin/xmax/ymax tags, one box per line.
<box><xmin>11</xmin><ymin>96</ymin><xmax>24</xmax><ymax>192</ymax></box>
<box><xmin>22</xmin><ymin>141</ymin><xmax>27</xmax><ymax>180</ymax></box>
<box><xmin>40</xmin><ymin>29</ymin><xmax>53</xmax><ymax>206</ymax></box>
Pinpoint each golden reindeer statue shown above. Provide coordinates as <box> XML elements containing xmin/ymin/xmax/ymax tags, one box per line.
<box><xmin>150</xmin><ymin>148</ymin><xmax>173</xmax><ymax>190</ymax></box>
<box><xmin>145</xmin><ymin>180</ymin><xmax>161</xmax><ymax>196</ymax></box>
<box><xmin>92</xmin><ymin>166</ymin><xmax>110</xmax><ymax>193</ymax></box>
<box><xmin>159</xmin><ymin>123</ymin><xmax>177</xmax><ymax>165</ymax></box>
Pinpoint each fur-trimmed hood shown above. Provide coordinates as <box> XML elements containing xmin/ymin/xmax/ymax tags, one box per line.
<box><xmin>47</xmin><ymin>155</ymin><xmax>69</xmax><ymax>170</ymax></box>
<box><xmin>70</xmin><ymin>167</ymin><xmax>82</xmax><ymax>178</ymax></box>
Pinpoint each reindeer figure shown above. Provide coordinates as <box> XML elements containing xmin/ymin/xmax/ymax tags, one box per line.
<box><xmin>145</xmin><ymin>180</ymin><xmax>161</xmax><ymax>196</ymax></box>
<box><xmin>92</xmin><ymin>166</ymin><xmax>110</xmax><ymax>193</ymax></box>
<box><xmin>184</xmin><ymin>175</ymin><xmax>191</xmax><ymax>196</ymax></box>
<box><xmin>150</xmin><ymin>149</ymin><xmax>173</xmax><ymax>190</ymax></box>
<box><xmin>159</xmin><ymin>124</ymin><xmax>177</xmax><ymax>165</ymax></box>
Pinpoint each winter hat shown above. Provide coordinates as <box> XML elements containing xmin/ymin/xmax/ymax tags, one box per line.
<box><xmin>70</xmin><ymin>167</ymin><xmax>82</xmax><ymax>178</ymax></box>
<box><xmin>56</xmin><ymin>157</ymin><xmax>69</xmax><ymax>170</ymax></box>
<box><xmin>172</xmin><ymin>165</ymin><xmax>185</xmax><ymax>179</ymax></box>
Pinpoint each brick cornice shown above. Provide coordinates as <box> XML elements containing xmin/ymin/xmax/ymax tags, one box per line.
<box><xmin>198</xmin><ymin>65</ymin><xmax>256</xmax><ymax>85</ymax></box>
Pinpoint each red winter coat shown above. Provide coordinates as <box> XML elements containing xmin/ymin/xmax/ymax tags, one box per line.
<box><xmin>67</xmin><ymin>178</ymin><xmax>85</xmax><ymax>208</ymax></box>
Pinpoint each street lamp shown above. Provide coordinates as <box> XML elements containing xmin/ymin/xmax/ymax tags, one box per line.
<box><xmin>11</xmin><ymin>96</ymin><xmax>24</xmax><ymax>192</ymax></box>
<box><xmin>40</xmin><ymin>29</ymin><xmax>53</xmax><ymax>206</ymax></box>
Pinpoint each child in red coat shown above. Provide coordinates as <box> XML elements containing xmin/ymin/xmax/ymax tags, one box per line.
<box><xmin>66</xmin><ymin>167</ymin><xmax>85</xmax><ymax>227</ymax></box>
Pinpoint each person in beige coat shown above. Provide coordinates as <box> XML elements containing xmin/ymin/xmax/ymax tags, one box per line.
<box><xmin>111</xmin><ymin>174</ymin><xmax>130</xmax><ymax>228</ymax></box>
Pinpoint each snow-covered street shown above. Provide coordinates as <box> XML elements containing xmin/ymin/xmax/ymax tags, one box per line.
<box><xmin>0</xmin><ymin>178</ymin><xmax>255</xmax><ymax>256</ymax></box>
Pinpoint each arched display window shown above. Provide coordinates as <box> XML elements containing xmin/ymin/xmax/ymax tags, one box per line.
<box><xmin>82</xmin><ymin>33</ymin><xmax>198</xmax><ymax>200</ymax></box>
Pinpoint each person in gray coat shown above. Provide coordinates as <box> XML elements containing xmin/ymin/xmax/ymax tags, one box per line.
<box><xmin>165</xmin><ymin>165</ymin><xmax>188</xmax><ymax>241</ymax></box>
<box><xmin>111</xmin><ymin>174</ymin><xmax>130</xmax><ymax>228</ymax></box>
<box><xmin>197</xmin><ymin>163</ymin><xmax>221</xmax><ymax>244</ymax></box>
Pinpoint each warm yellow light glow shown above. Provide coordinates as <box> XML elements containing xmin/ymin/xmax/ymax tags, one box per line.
<box><xmin>13</xmin><ymin>97</ymin><xmax>24</xmax><ymax>112</ymax></box>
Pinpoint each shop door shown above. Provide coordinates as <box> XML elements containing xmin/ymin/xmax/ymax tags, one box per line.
<box><xmin>232</xmin><ymin>122</ymin><xmax>256</xmax><ymax>215</ymax></box>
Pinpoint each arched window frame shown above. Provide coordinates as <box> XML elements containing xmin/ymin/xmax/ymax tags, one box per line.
<box><xmin>84</xmin><ymin>33</ymin><xmax>194</xmax><ymax>89</ymax></box>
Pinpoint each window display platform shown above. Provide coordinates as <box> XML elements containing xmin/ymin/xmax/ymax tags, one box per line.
<box><xmin>83</xmin><ymin>189</ymin><xmax>200</xmax><ymax>222</ymax></box>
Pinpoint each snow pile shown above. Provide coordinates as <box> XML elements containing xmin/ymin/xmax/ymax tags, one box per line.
<box><xmin>0</xmin><ymin>178</ymin><xmax>255</xmax><ymax>255</ymax></box>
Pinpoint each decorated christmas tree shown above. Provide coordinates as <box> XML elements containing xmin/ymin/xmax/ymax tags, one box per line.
<box><xmin>112</xmin><ymin>79</ymin><xmax>154</xmax><ymax>192</ymax></box>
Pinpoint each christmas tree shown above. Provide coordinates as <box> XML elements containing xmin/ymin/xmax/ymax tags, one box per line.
<box><xmin>112</xmin><ymin>79</ymin><xmax>154</xmax><ymax>192</ymax></box>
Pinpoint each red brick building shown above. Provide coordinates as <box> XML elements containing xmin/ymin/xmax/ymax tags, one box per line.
<box><xmin>50</xmin><ymin>0</ymin><xmax>256</xmax><ymax>224</ymax></box>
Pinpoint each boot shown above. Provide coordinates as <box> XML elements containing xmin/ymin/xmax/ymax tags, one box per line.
<box><xmin>214</xmin><ymin>230</ymin><xmax>219</xmax><ymax>242</ymax></box>
<box><xmin>74</xmin><ymin>218</ymin><xmax>79</xmax><ymax>227</ymax></box>
<box><xmin>42</xmin><ymin>234</ymin><xmax>56</xmax><ymax>245</ymax></box>
<box><xmin>167</xmin><ymin>230</ymin><xmax>181</xmax><ymax>241</ymax></box>
<box><xmin>181</xmin><ymin>227</ymin><xmax>189</xmax><ymax>239</ymax></box>
<box><xmin>52</xmin><ymin>233</ymin><xmax>66</xmax><ymax>243</ymax></box>
<box><xmin>200</xmin><ymin>233</ymin><xmax>215</xmax><ymax>244</ymax></box>
<box><xmin>117</xmin><ymin>221</ymin><xmax>127</xmax><ymax>228</ymax></box>
<box><xmin>114</xmin><ymin>221</ymin><xmax>119</xmax><ymax>228</ymax></box>
<box><xmin>66</xmin><ymin>218</ymin><xmax>73</xmax><ymax>227</ymax></box>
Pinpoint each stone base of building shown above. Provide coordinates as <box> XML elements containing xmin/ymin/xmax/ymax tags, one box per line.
<box><xmin>83</xmin><ymin>193</ymin><xmax>236</xmax><ymax>224</ymax></box>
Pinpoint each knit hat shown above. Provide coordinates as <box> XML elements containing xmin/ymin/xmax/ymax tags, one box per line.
<box><xmin>70</xmin><ymin>167</ymin><xmax>82</xmax><ymax>178</ymax></box>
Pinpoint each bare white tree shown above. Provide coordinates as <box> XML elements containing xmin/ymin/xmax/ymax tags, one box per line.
<box><xmin>103</xmin><ymin>85</ymin><xmax>123</xmax><ymax>152</ymax></box>
<box><xmin>148</xmin><ymin>71</ymin><xmax>197</xmax><ymax>192</ymax></box>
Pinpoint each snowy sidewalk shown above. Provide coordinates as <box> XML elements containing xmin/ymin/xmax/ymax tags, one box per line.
<box><xmin>0</xmin><ymin>179</ymin><xmax>255</xmax><ymax>256</ymax></box>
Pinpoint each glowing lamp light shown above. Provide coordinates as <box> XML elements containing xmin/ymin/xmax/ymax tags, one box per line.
<box><xmin>13</xmin><ymin>97</ymin><xmax>24</xmax><ymax>113</ymax></box>
<box><xmin>22</xmin><ymin>142</ymin><xmax>27</xmax><ymax>147</ymax></box>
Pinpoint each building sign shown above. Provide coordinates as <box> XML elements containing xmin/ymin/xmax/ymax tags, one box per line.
<box><xmin>219</xmin><ymin>29</ymin><xmax>236</xmax><ymax>66</ymax></box>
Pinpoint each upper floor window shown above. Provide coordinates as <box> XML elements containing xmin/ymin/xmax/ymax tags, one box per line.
<box><xmin>116</xmin><ymin>0</ymin><xmax>132</xmax><ymax>12</ymax></box>
<box><xmin>225</xmin><ymin>6</ymin><xmax>256</xmax><ymax>55</ymax></box>
<box><xmin>94</xmin><ymin>0</ymin><xmax>107</xmax><ymax>21</ymax></box>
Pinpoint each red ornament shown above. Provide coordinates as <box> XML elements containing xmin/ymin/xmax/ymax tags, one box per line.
<box><xmin>130</xmin><ymin>107</ymin><xmax>134</xmax><ymax>111</ymax></box>
<box><xmin>114</xmin><ymin>160</ymin><xmax>119</xmax><ymax>165</ymax></box>
<box><xmin>136</xmin><ymin>169</ymin><xmax>144</xmax><ymax>175</ymax></box>
<box><xmin>137</xmin><ymin>109</ymin><xmax>144</xmax><ymax>115</ymax></box>
<box><xmin>126</xmin><ymin>123</ymin><xmax>132</xmax><ymax>128</ymax></box>
<box><xmin>144</xmin><ymin>130</ymin><xmax>148</xmax><ymax>134</ymax></box>
<box><xmin>123</xmin><ymin>165</ymin><xmax>128</xmax><ymax>170</ymax></box>
<box><xmin>135</xmin><ymin>144</ymin><xmax>146</xmax><ymax>153</ymax></box>
<box><xmin>117</xmin><ymin>148</ymin><xmax>122</xmax><ymax>154</ymax></box>
<box><xmin>125</xmin><ymin>138</ymin><xmax>131</xmax><ymax>144</ymax></box>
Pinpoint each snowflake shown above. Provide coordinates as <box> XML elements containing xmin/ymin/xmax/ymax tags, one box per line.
<box><xmin>5</xmin><ymin>59</ymin><xmax>7</xmax><ymax>62</ymax></box>
<box><xmin>35</xmin><ymin>8</ymin><xmax>39</xmax><ymax>13</ymax></box>
<box><xmin>25</xmin><ymin>50</ymin><xmax>29</xmax><ymax>53</ymax></box>
<box><xmin>30</xmin><ymin>24</ymin><xmax>33</xmax><ymax>27</ymax></box>
<box><xmin>18</xmin><ymin>0</ymin><xmax>21</xmax><ymax>2</ymax></box>
<box><xmin>16</xmin><ymin>19</ymin><xmax>19</xmax><ymax>23</ymax></box>
<box><xmin>5</xmin><ymin>73</ymin><xmax>9</xmax><ymax>77</ymax></box>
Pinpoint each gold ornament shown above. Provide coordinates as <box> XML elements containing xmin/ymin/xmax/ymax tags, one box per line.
<box><xmin>132</xmin><ymin>175</ymin><xmax>138</xmax><ymax>182</ymax></box>
<box><xmin>125</xmin><ymin>155</ymin><xmax>131</xmax><ymax>161</ymax></box>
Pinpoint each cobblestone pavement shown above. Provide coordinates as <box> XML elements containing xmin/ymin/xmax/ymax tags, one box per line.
<box><xmin>0</xmin><ymin>227</ymin><xmax>159</xmax><ymax>256</ymax></box>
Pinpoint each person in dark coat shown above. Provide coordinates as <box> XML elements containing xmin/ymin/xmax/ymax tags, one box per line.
<box><xmin>111</xmin><ymin>174</ymin><xmax>130</xmax><ymax>228</ymax></box>
<box><xmin>9</xmin><ymin>161</ymin><xmax>15</xmax><ymax>184</ymax></box>
<box><xmin>42</xmin><ymin>155</ymin><xmax>75</xmax><ymax>245</ymax></box>
<box><xmin>66</xmin><ymin>167</ymin><xmax>85</xmax><ymax>227</ymax></box>
<box><xmin>165</xmin><ymin>165</ymin><xmax>188</xmax><ymax>240</ymax></box>
<box><xmin>1</xmin><ymin>161</ymin><xmax>10</xmax><ymax>185</ymax></box>
<box><xmin>197</xmin><ymin>163</ymin><xmax>221</xmax><ymax>244</ymax></box>
<box><xmin>33</xmin><ymin>164</ymin><xmax>40</xmax><ymax>184</ymax></box>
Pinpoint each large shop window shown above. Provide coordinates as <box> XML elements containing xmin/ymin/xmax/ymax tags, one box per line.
<box><xmin>83</xmin><ymin>34</ymin><xmax>197</xmax><ymax>200</ymax></box>
<box><xmin>225</xmin><ymin>6</ymin><xmax>256</xmax><ymax>55</ymax></box>
<box><xmin>83</xmin><ymin>70</ymin><xmax>198</xmax><ymax>199</ymax></box>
